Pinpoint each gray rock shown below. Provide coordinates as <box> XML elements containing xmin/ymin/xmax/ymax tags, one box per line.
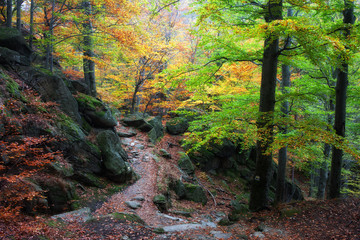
<box><xmin>27</xmin><ymin>71</ymin><xmax>81</xmax><ymax>123</ymax></box>
<box><xmin>160</xmin><ymin>149</ymin><xmax>171</xmax><ymax>159</ymax></box>
<box><xmin>250</xmin><ymin>232</ymin><xmax>265</xmax><ymax>239</ymax></box>
<box><xmin>121</xmin><ymin>138</ymin><xmax>133</xmax><ymax>146</ymax></box>
<box><xmin>96</xmin><ymin>130</ymin><xmax>133</xmax><ymax>183</ymax></box>
<box><xmin>210</xmin><ymin>231</ymin><xmax>232</xmax><ymax>239</ymax></box>
<box><xmin>51</xmin><ymin>207</ymin><xmax>91</xmax><ymax>223</ymax></box>
<box><xmin>132</xmin><ymin>195</ymin><xmax>145</xmax><ymax>201</ymax></box>
<box><xmin>84</xmin><ymin>108</ymin><xmax>117</xmax><ymax>128</ymax></box>
<box><xmin>118</xmin><ymin>130</ymin><xmax>137</xmax><ymax>137</ymax></box>
<box><xmin>135</xmin><ymin>144</ymin><xmax>145</xmax><ymax>150</ymax></box>
<box><xmin>125</xmin><ymin>201</ymin><xmax>142</xmax><ymax>209</ymax></box>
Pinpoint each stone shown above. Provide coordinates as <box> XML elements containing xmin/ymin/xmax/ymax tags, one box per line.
<box><xmin>118</xmin><ymin>130</ymin><xmax>137</xmax><ymax>137</ymax></box>
<box><xmin>75</xmin><ymin>93</ymin><xmax>117</xmax><ymax>128</ymax></box>
<box><xmin>160</xmin><ymin>149</ymin><xmax>171</xmax><ymax>159</ymax></box>
<box><xmin>183</xmin><ymin>183</ymin><xmax>207</xmax><ymax>204</ymax></box>
<box><xmin>178</xmin><ymin>152</ymin><xmax>195</xmax><ymax>175</ymax></box>
<box><xmin>166</xmin><ymin>117</ymin><xmax>189</xmax><ymax>135</ymax></box>
<box><xmin>51</xmin><ymin>207</ymin><xmax>91</xmax><ymax>223</ymax></box>
<box><xmin>96</xmin><ymin>130</ymin><xmax>133</xmax><ymax>183</ymax></box>
<box><xmin>210</xmin><ymin>231</ymin><xmax>232</xmax><ymax>239</ymax></box>
<box><xmin>153</xmin><ymin>194</ymin><xmax>170</xmax><ymax>212</ymax></box>
<box><xmin>250</xmin><ymin>232</ymin><xmax>265</xmax><ymax>239</ymax></box>
<box><xmin>230</xmin><ymin>200</ymin><xmax>249</xmax><ymax>214</ymax></box>
<box><xmin>111</xmin><ymin>212</ymin><xmax>146</xmax><ymax>225</ymax></box>
<box><xmin>73</xmin><ymin>172</ymin><xmax>104</xmax><ymax>188</ymax></box>
<box><xmin>132</xmin><ymin>195</ymin><xmax>145</xmax><ymax>201</ymax></box>
<box><xmin>69</xmin><ymin>80</ymin><xmax>90</xmax><ymax>94</ymax></box>
<box><xmin>26</xmin><ymin>70</ymin><xmax>81</xmax><ymax>123</ymax></box>
<box><xmin>35</xmin><ymin>177</ymin><xmax>77</xmax><ymax>213</ymax></box>
<box><xmin>0</xmin><ymin>27</ymin><xmax>32</xmax><ymax>57</ymax></box>
<box><xmin>125</xmin><ymin>201</ymin><xmax>142</xmax><ymax>209</ymax></box>
<box><xmin>0</xmin><ymin>47</ymin><xmax>30</xmax><ymax>66</ymax></box>
<box><xmin>135</xmin><ymin>144</ymin><xmax>145</xmax><ymax>150</ymax></box>
<box><xmin>218</xmin><ymin>217</ymin><xmax>233</xmax><ymax>226</ymax></box>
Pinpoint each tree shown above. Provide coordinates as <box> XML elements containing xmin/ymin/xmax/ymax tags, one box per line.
<box><xmin>6</xmin><ymin>0</ymin><xmax>12</xmax><ymax>27</ymax></box>
<box><xmin>249</xmin><ymin>0</ymin><xmax>283</xmax><ymax>211</ymax></box>
<box><xmin>81</xmin><ymin>0</ymin><xmax>96</xmax><ymax>96</ymax></box>
<box><xmin>329</xmin><ymin>0</ymin><xmax>356</xmax><ymax>199</ymax></box>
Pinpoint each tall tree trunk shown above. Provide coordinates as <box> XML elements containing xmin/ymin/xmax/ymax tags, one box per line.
<box><xmin>276</xmin><ymin>8</ymin><xmax>292</xmax><ymax>204</ymax></box>
<box><xmin>249</xmin><ymin>0</ymin><xmax>283</xmax><ymax>211</ymax></box>
<box><xmin>317</xmin><ymin>100</ymin><xmax>334</xmax><ymax>199</ymax></box>
<box><xmin>82</xmin><ymin>0</ymin><xmax>96</xmax><ymax>97</ymax></box>
<box><xmin>328</xmin><ymin>0</ymin><xmax>355</xmax><ymax>199</ymax></box>
<box><xmin>16</xmin><ymin>0</ymin><xmax>21</xmax><ymax>31</ymax></box>
<box><xmin>29</xmin><ymin>0</ymin><xmax>34</xmax><ymax>49</ymax></box>
<box><xmin>6</xmin><ymin>0</ymin><xmax>12</xmax><ymax>27</ymax></box>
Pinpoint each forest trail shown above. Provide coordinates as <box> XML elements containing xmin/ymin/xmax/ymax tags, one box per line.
<box><xmin>95</xmin><ymin>127</ymin><xmax>186</xmax><ymax>228</ymax></box>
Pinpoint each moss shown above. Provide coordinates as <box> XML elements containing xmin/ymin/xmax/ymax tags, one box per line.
<box><xmin>153</xmin><ymin>228</ymin><xmax>165</xmax><ymax>234</ymax></box>
<box><xmin>111</xmin><ymin>212</ymin><xmax>146</xmax><ymax>225</ymax></box>
<box><xmin>75</xmin><ymin>93</ymin><xmax>103</xmax><ymax>111</ymax></box>
<box><xmin>56</xmin><ymin>113</ymin><xmax>85</xmax><ymax>141</ymax></box>
<box><xmin>2</xmin><ymin>72</ymin><xmax>26</xmax><ymax>102</ymax></box>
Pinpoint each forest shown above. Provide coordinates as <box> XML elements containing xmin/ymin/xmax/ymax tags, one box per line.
<box><xmin>0</xmin><ymin>0</ymin><xmax>359</xmax><ymax>239</ymax></box>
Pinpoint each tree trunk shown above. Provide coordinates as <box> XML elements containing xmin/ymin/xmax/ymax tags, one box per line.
<box><xmin>29</xmin><ymin>0</ymin><xmax>34</xmax><ymax>49</ymax></box>
<box><xmin>328</xmin><ymin>0</ymin><xmax>355</xmax><ymax>199</ymax></box>
<box><xmin>6</xmin><ymin>0</ymin><xmax>12</xmax><ymax>28</ymax></box>
<box><xmin>249</xmin><ymin>0</ymin><xmax>282</xmax><ymax>211</ymax></box>
<box><xmin>16</xmin><ymin>0</ymin><xmax>21</xmax><ymax>31</ymax></box>
<box><xmin>82</xmin><ymin>0</ymin><xmax>96</xmax><ymax>97</ymax></box>
<box><xmin>276</xmin><ymin>8</ymin><xmax>292</xmax><ymax>203</ymax></box>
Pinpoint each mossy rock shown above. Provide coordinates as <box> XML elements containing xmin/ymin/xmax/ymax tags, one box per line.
<box><xmin>218</xmin><ymin>216</ymin><xmax>233</xmax><ymax>226</ymax></box>
<box><xmin>75</xmin><ymin>93</ymin><xmax>103</xmax><ymax>111</ymax></box>
<box><xmin>184</xmin><ymin>183</ymin><xmax>207</xmax><ymax>204</ymax></box>
<box><xmin>153</xmin><ymin>194</ymin><xmax>170</xmax><ymax>212</ymax></box>
<box><xmin>56</xmin><ymin>113</ymin><xmax>86</xmax><ymax>141</ymax></box>
<box><xmin>0</xmin><ymin>27</ymin><xmax>32</xmax><ymax>57</ymax></box>
<box><xmin>153</xmin><ymin>227</ymin><xmax>165</xmax><ymax>234</ymax></box>
<box><xmin>178</xmin><ymin>152</ymin><xmax>195</xmax><ymax>175</ymax></box>
<box><xmin>166</xmin><ymin>117</ymin><xmax>189</xmax><ymax>135</ymax></box>
<box><xmin>111</xmin><ymin>212</ymin><xmax>146</xmax><ymax>225</ymax></box>
<box><xmin>230</xmin><ymin>200</ymin><xmax>249</xmax><ymax>214</ymax></box>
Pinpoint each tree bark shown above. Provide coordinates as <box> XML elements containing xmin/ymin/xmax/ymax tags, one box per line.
<box><xmin>82</xmin><ymin>0</ymin><xmax>96</xmax><ymax>97</ymax></box>
<box><xmin>16</xmin><ymin>0</ymin><xmax>21</xmax><ymax>31</ymax></box>
<box><xmin>29</xmin><ymin>0</ymin><xmax>34</xmax><ymax>49</ymax></box>
<box><xmin>275</xmin><ymin>8</ymin><xmax>292</xmax><ymax>204</ymax></box>
<box><xmin>6</xmin><ymin>0</ymin><xmax>12</xmax><ymax>28</ymax></box>
<box><xmin>249</xmin><ymin>0</ymin><xmax>282</xmax><ymax>211</ymax></box>
<box><xmin>328</xmin><ymin>0</ymin><xmax>355</xmax><ymax>199</ymax></box>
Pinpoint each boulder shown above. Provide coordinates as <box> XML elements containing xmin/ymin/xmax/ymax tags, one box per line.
<box><xmin>26</xmin><ymin>70</ymin><xmax>81</xmax><ymax>123</ymax></box>
<box><xmin>188</xmin><ymin>139</ymin><xmax>239</xmax><ymax>172</ymax></box>
<box><xmin>0</xmin><ymin>27</ymin><xmax>32</xmax><ymax>57</ymax></box>
<box><xmin>153</xmin><ymin>194</ymin><xmax>170</xmax><ymax>212</ymax></box>
<box><xmin>75</xmin><ymin>93</ymin><xmax>117</xmax><ymax>128</ymax></box>
<box><xmin>183</xmin><ymin>183</ymin><xmax>208</xmax><ymax>204</ymax></box>
<box><xmin>70</xmin><ymin>80</ymin><xmax>90</xmax><ymax>94</ymax></box>
<box><xmin>178</xmin><ymin>152</ymin><xmax>195</xmax><ymax>176</ymax></box>
<box><xmin>34</xmin><ymin>177</ymin><xmax>77</xmax><ymax>214</ymax></box>
<box><xmin>0</xmin><ymin>47</ymin><xmax>30</xmax><ymax>66</ymax></box>
<box><xmin>166</xmin><ymin>117</ymin><xmax>189</xmax><ymax>135</ymax></box>
<box><xmin>96</xmin><ymin>130</ymin><xmax>133</xmax><ymax>183</ymax></box>
<box><xmin>122</xmin><ymin>114</ymin><xmax>150</xmax><ymax>128</ymax></box>
<box><xmin>160</xmin><ymin>149</ymin><xmax>171</xmax><ymax>159</ymax></box>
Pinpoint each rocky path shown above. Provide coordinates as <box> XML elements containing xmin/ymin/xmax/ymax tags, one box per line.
<box><xmin>95</xmin><ymin>130</ymin><xmax>177</xmax><ymax>227</ymax></box>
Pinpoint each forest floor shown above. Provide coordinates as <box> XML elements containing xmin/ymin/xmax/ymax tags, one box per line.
<box><xmin>0</xmin><ymin>123</ymin><xmax>360</xmax><ymax>239</ymax></box>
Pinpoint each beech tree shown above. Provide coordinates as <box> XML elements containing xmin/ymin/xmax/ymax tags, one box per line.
<box><xmin>329</xmin><ymin>0</ymin><xmax>356</xmax><ymax>199</ymax></box>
